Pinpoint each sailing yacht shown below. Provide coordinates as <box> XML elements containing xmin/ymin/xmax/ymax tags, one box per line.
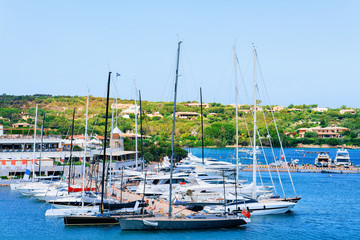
<box><xmin>213</xmin><ymin>46</ymin><xmax>300</xmax><ymax>216</ymax></box>
<box><xmin>118</xmin><ymin>42</ymin><xmax>247</xmax><ymax>230</ymax></box>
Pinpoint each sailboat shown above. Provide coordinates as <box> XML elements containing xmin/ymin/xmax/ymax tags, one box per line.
<box><xmin>205</xmin><ymin>46</ymin><xmax>300</xmax><ymax>215</ymax></box>
<box><xmin>118</xmin><ymin>42</ymin><xmax>247</xmax><ymax>230</ymax></box>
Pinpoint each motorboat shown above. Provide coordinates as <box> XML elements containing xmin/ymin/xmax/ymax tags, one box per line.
<box><xmin>314</xmin><ymin>152</ymin><xmax>331</xmax><ymax>167</ymax></box>
<box><xmin>334</xmin><ymin>148</ymin><xmax>352</xmax><ymax>167</ymax></box>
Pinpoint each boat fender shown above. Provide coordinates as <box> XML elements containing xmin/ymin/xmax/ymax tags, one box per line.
<box><xmin>143</xmin><ymin>219</ymin><xmax>158</xmax><ymax>227</ymax></box>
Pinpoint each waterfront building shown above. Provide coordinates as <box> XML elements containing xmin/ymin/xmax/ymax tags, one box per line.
<box><xmin>297</xmin><ymin>126</ymin><xmax>349</xmax><ymax>138</ymax></box>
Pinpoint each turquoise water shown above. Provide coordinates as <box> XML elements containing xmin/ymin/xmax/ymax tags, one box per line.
<box><xmin>1</xmin><ymin>148</ymin><xmax>360</xmax><ymax>239</ymax></box>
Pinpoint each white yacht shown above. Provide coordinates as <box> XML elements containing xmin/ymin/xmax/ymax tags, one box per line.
<box><xmin>334</xmin><ymin>148</ymin><xmax>352</xmax><ymax>167</ymax></box>
<box><xmin>203</xmin><ymin>194</ymin><xmax>296</xmax><ymax>216</ymax></box>
<box><xmin>314</xmin><ymin>152</ymin><xmax>332</xmax><ymax>167</ymax></box>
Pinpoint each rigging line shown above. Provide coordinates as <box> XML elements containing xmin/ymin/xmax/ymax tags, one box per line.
<box><xmin>261</xmin><ymin>106</ymin><xmax>285</xmax><ymax>197</ymax></box>
<box><xmin>183</xmin><ymin>46</ymin><xmax>199</xmax><ymax>100</ymax></box>
<box><xmin>215</xmin><ymin>51</ymin><xmax>232</xmax><ymax>104</ymax></box>
<box><xmin>235</xmin><ymin>53</ymin><xmax>251</xmax><ymax>105</ymax></box>
<box><xmin>88</xmin><ymin>90</ymin><xmax>106</xmax><ymax>137</ymax></box>
<box><xmin>255</xmin><ymin>122</ymin><xmax>277</xmax><ymax>195</ymax></box>
<box><xmin>255</xmin><ymin>50</ymin><xmax>297</xmax><ymax>197</ymax></box>
<box><xmin>236</xmin><ymin>51</ymin><xmax>279</xmax><ymax>193</ymax></box>
<box><xmin>160</xmin><ymin>52</ymin><xmax>177</xmax><ymax>102</ymax></box>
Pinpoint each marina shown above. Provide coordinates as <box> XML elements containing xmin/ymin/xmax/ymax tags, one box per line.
<box><xmin>1</xmin><ymin>148</ymin><xmax>360</xmax><ymax>239</ymax></box>
<box><xmin>2</xmin><ymin>1</ymin><xmax>360</xmax><ymax>239</ymax></box>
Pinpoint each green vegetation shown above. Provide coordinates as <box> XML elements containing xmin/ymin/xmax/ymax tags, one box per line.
<box><xmin>1</xmin><ymin>95</ymin><xmax>360</xmax><ymax>154</ymax></box>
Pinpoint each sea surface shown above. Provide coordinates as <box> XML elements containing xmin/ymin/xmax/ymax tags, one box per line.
<box><xmin>1</xmin><ymin>148</ymin><xmax>360</xmax><ymax>239</ymax></box>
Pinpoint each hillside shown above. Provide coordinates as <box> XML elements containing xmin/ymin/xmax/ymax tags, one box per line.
<box><xmin>1</xmin><ymin>95</ymin><xmax>360</xmax><ymax>151</ymax></box>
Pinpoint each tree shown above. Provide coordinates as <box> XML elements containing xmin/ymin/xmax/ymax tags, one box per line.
<box><xmin>304</xmin><ymin>131</ymin><xmax>317</xmax><ymax>138</ymax></box>
<box><xmin>204</xmin><ymin>122</ymin><xmax>236</xmax><ymax>146</ymax></box>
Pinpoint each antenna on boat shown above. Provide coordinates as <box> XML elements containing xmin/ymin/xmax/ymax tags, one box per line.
<box><xmin>38</xmin><ymin>112</ymin><xmax>45</xmax><ymax>177</ymax></box>
<box><xmin>200</xmin><ymin>87</ymin><xmax>204</xmax><ymax>165</ymax></box>
<box><xmin>32</xmin><ymin>104</ymin><xmax>38</xmax><ymax>182</ymax></box>
<box><xmin>134</xmin><ymin>80</ymin><xmax>138</xmax><ymax>170</ymax></box>
<box><xmin>82</xmin><ymin>94</ymin><xmax>89</xmax><ymax>207</ymax></box>
<box><xmin>233</xmin><ymin>45</ymin><xmax>239</xmax><ymax>210</ymax></box>
<box><xmin>139</xmin><ymin>90</ymin><xmax>144</xmax><ymax>171</ymax></box>
<box><xmin>68</xmin><ymin>107</ymin><xmax>76</xmax><ymax>191</ymax></box>
<box><xmin>252</xmin><ymin>44</ymin><xmax>257</xmax><ymax>199</ymax></box>
<box><xmin>169</xmin><ymin>41</ymin><xmax>182</xmax><ymax>219</ymax></box>
<box><xmin>100</xmin><ymin>71</ymin><xmax>112</xmax><ymax>214</ymax></box>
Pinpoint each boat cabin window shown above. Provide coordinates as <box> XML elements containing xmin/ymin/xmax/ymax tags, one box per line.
<box><xmin>152</xmin><ymin>179</ymin><xmax>160</xmax><ymax>185</ymax></box>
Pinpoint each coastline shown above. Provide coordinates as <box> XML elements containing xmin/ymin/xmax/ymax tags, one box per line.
<box><xmin>224</xmin><ymin>144</ymin><xmax>359</xmax><ymax>149</ymax></box>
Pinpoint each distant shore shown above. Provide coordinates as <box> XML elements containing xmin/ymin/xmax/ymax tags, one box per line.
<box><xmin>224</xmin><ymin>144</ymin><xmax>359</xmax><ymax>149</ymax></box>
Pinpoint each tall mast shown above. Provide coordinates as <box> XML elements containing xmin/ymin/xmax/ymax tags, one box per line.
<box><xmin>252</xmin><ymin>46</ymin><xmax>257</xmax><ymax>199</ymax></box>
<box><xmin>169</xmin><ymin>41</ymin><xmax>182</xmax><ymax>218</ymax></box>
<box><xmin>82</xmin><ymin>94</ymin><xmax>89</xmax><ymax>207</ymax></box>
<box><xmin>100</xmin><ymin>71</ymin><xmax>111</xmax><ymax>214</ymax></box>
<box><xmin>32</xmin><ymin>104</ymin><xmax>38</xmax><ymax>182</ymax></box>
<box><xmin>39</xmin><ymin>112</ymin><xmax>45</xmax><ymax>177</ymax></box>
<box><xmin>234</xmin><ymin>46</ymin><xmax>239</xmax><ymax>208</ymax></box>
<box><xmin>200</xmin><ymin>88</ymin><xmax>204</xmax><ymax>164</ymax></box>
<box><xmin>139</xmin><ymin>90</ymin><xmax>144</xmax><ymax>165</ymax></box>
<box><xmin>134</xmin><ymin>80</ymin><xmax>138</xmax><ymax>169</ymax></box>
<box><xmin>68</xmin><ymin>108</ymin><xmax>76</xmax><ymax>190</ymax></box>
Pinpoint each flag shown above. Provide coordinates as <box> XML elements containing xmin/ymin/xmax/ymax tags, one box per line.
<box><xmin>116</xmin><ymin>73</ymin><xmax>121</xmax><ymax>77</ymax></box>
<box><xmin>11</xmin><ymin>160</ymin><xmax>16</xmax><ymax>170</ymax></box>
<box><xmin>1</xmin><ymin>160</ymin><xmax>6</xmax><ymax>170</ymax></box>
<box><xmin>22</xmin><ymin>159</ymin><xmax>27</xmax><ymax>169</ymax></box>
<box><xmin>241</xmin><ymin>208</ymin><xmax>251</xmax><ymax>218</ymax></box>
<box><xmin>23</xmin><ymin>168</ymin><xmax>31</xmax><ymax>180</ymax></box>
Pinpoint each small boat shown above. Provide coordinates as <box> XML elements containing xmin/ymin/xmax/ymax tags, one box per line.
<box><xmin>334</xmin><ymin>148</ymin><xmax>352</xmax><ymax>167</ymax></box>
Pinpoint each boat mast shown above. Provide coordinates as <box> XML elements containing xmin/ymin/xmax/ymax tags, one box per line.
<box><xmin>169</xmin><ymin>41</ymin><xmax>182</xmax><ymax>218</ymax></box>
<box><xmin>139</xmin><ymin>90</ymin><xmax>144</xmax><ymax>169</ymax></box>
<box><xmin>200</xmin><ymin>88</ymin><xmax>204</xmax><ymax>164</ymax></box>
<box><xmin>234</xmin><ymin>46</ymin><xmax>239</xmax><ymax>209</ymax></box>
<box><xmin>38</xmin><ymin>112</ymin><xmax>45</xmax><ymax>177</ymax></box>
<box><xmin>68</xmin><ymin>107</ymin><xmax>76</xmax><ymax>190</ymax></box>
<box><xmin>32</xmin><ymin>104</ymin><xmax>38</xmax><ymax>182</ymax></box>
<box><xmin>82</xmin><ymin>94</ymin><xmax>89</xmax><ymax>207</ymax></box>
<box><xmin>134</xmin><ymin>80</ymin><xmax>138</xmax><ymax>170</ymax></box>
<box><xmin>100</xmin><ymin>71</ymin><xmax>111</xmax><ymax>214</ymax></box>
<box><xmin>252</xmin><ymin>46</ymin><xmax>257</xmax><ymax>199</ymax></box>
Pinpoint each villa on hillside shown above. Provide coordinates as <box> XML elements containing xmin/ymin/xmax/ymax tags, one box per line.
<box><xmin>340</xmin><ymin>109</ymin><xmax>356</xmax><ymax>114</ymax></box>
<box><xmin>250</xmin><ymin>106</ymin><xmax>263</xmax><ymax>111</ymax></box>
<box><xmin>311</xmin><ymin>107</ymin><xmax>328</xmax><ymax>112</ymax></box>
<box><xmin>175</xmin><ymin>112</ymin><xmax>200</xmax><ymax>119</ymax></box>
<box><xmin>11</xmin><ymin>122</ymin><xmax>33</xmax><ymax>128</ymax></box>
<box><xmin>184</xmin><ymin>102</ymin><xmax>209</xmax><ymax>108</ymax></box>
<box><xmin>271</xmin><ymin>106</ymin><xmax>285</xmax><ymax>112</ymax></box>
<box><xmin>297</xmin><ymin>126</ymin><xmax>349</xmax><ymax>138</ymax></box>
<box><xmin>288</xmin><ymin>108</ymin><xmax>303</xmax><ymax>112</ymax></box>
<box><xmin>147</xmin><ymin>112</ymin><xmax>163</xmax><ymax>118</ymax></box>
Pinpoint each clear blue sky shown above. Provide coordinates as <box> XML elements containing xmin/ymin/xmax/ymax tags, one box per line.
<box><xmin>1</xmin><ymin>0</ymin><xmax>359</xmax><ymax>108</ymax></box>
